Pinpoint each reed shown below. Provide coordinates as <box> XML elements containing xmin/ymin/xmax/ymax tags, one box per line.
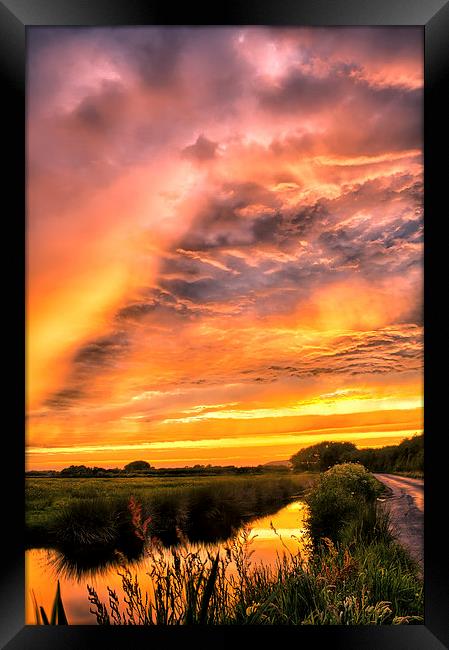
<box><xmin>86</xmin><ymin>524</ymin><xmax>423</xmax><ymax>625</ymax></box>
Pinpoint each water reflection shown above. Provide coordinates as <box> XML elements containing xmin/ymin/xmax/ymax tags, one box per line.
<box><xmin>26</xmin><ymin>499</ymin><xmax>309</xmax><ymax>624</ymax></box>
<box><xmin>44</xmin><ymin>548</ymin><xmax>142</xmax><ymax>582</ymax></box>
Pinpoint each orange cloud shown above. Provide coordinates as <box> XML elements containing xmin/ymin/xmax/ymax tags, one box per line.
<box><xmin>26</xmin><ymin>27</ymin><xmax>423</xmax><ymax>468</ymax></box>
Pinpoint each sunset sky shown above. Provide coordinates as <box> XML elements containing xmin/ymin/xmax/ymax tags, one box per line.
<box><xmin>26</xmin><ymin>27</ymin><xmax>423</xmax><ymax>470</ymax></box>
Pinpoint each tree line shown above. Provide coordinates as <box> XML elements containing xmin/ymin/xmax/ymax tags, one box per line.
<box><xmin>26</xmin><ymin>459</ymin><xmax>290</xmax><ymax>478</ymax></box>
<box><xmin>289</xmin><ymin>434</ymin><xmax>423</xmax><ymax>474</ymax></box>
<box><xmin>26</xmin><ymin>435</ymin><xmax>423</xmax><ymax>478</ymax></box>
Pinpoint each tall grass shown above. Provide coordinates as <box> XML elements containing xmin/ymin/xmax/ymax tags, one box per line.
<box><xmin>87</xmin><ymin>525</ymin><xmax>422</xmax><ymax>625</ymax></box>
<box><xmin>86</xmin><ymin>464</ymin><xmax>423</xmax><ymax>625</ymax></box>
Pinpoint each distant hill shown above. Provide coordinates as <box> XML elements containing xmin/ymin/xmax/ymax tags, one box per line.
<box><xmin>263</xmin><ymin>460</ymin><xmax>292</xmax><ymax>468</ymax></box>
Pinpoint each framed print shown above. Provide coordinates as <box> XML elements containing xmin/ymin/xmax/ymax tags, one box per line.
<box><xmin>1</xmin><ymin>0</ymin><xmax>448</xmax><ymax>648</ymax></box>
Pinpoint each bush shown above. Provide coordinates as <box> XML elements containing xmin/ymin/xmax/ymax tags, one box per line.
<box><xmin>305</xmin><ymin>463</ymin><xmax>383</xmax><ymax>544</ymax></box>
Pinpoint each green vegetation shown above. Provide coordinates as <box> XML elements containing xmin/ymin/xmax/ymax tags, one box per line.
<box><xmin>290</xmin><ymin>435</ymin><xmax>423</xmax><ymax>475</ymax></box>
<box><xmin>291</xmin><ymin>441</ymin><xmax>358</xmax><ymax>472</ymax></box>
<box><xmin>87</xmin><ymin>542</ymin><xmax>422</xmax><ymax>624</ymax></box>
<box><xmin>27</xmin><ymin>446</ymin><xmax>423</xmax><ymax>625</ymax></box>
<box><xmin>389</xmin><ymin>470</ymin><xmax>423</xmax><ymax>479</ymax></box>
<box><xmin>26</xmin><ymin>473</ymin><xmax>315</xmax><ymax>555</ymax></box>
<box><xmin>355</xmin><ymin>435</ymin><xmax>423</xmax><ymax>474</ymax></box>
<box><xmin>85</xmin><ymin>463</ymin><xmax>422</xmax><ymax>625</ymax></box>
<box><xmin>305</xmin><ymin>463</ymin><xmax>383</xmax><ymax>543</ymax></box>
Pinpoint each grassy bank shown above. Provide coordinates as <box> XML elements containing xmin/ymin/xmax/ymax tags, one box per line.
<box><xmin>85</xmin><ymin>463</ymin><xmax>423</xmax><ymax>625</ymax></box>
<box><xmin>26</xmin><ymin>473</ymin><xmax>315</xmax><ymax>552</ymax></box>
<box><xmin>389</xmin><ymin>471</ymin><xmax>423</xmax><ymax>480</ymax></box>
<box><xmin>87</xmin><ymin>533</ymin><xmax>423</xmax><ymax>625</ymax></box>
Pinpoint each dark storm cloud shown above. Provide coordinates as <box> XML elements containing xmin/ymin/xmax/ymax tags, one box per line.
<box><xmin>113</xmin><ymin>27</ymin><xmax>251</xmax><ymax>101</ymax></box>
<box><xmin>298</xmin><ymin>174</ymin><xmax>424</xmax><ymax>276</ymax></box>
<box><xmin>116</xmin><ymin>302</ymin><xmax>157</xmax><ymax>321</ymax></box>
<box><xmin>182</xmin><ymin>135</ymin><xmax>219</xmax><ymax>162</ymax></box>
<box><xmin>118</xmin><ymin>28</ymin><xmax>186</xmax><ymax>88</ymax></box>
<box><xmin>386</xmin><ymin>218</ymin><xmax>423</xmax><ymax>244</ymax></box>
<box><xmin>294</xmin><ymin>26</ymin><xmax>422</xmax><ymax>64</ymax></box>
<box><xmin>70</xmin><ymin>81</ymin><xmax>127</xmax><ymax>134</ymax></box>
<box><xmin>45</xmin><ymin>388</ymin><xmax>85</xmax><ymax>410</ymax></box>
<box><xmin>27</xmin><ymin>27</ymin><xmax>256</xmax><ymax>220</ymax></box>
<box><xmin>114</xmin><ymin>289</ymin><xmax>184</xmax><ymax>323</ymax></box>
<box><xmin>178</xmin><ymin>183</ymin><xmax>281</xmax><ymax>251</ymax></box>
<box><xmin>44</xmin><ymin>331</ymin><xmax>129</xmax><ymax>409</ymax></box>
<box><xmin>290</xmin><ymin>203</ymin><xmax>329</xmax><ymax>238</ymax></box>
<box><xmin>114</xmin><ymin>286</ymin><xmax>211</xmax><ymax>325</ymax></box>
<box><xmin>159</xmin><ymin>278</ymin><xmax>223</xmax><ymax>303</ymax></box>
<box><xmin>259</xmin><ymin>64</ymin><xmax>422</xmax><ymax>155</ymax></box>
<box><xmin>258</xmin><ymin>63</ymin><xmax>356</xmax><ymax>112</ymax></box>
<box><xmin>73</xmin><ymin>333</ymin><xmax>128</xmax><ymax>368</ymax></box>
<box><xmin>251</xmin><ymin>212</ymin><xmax>283</xmax><ymax>244</ymax></box>
<box><xmin>318</xmin><ymin>214</ymin><xmax>423</xmax><ymax>276</ymax></box>
<box><xmin>158</xmin><ymin>250</ymin><xmax>333</xmax><ymax>312</ymax></box>
<box><xmin>151</xmin><ymin>167</ymin><xmax>422</xmax><ymax>316</ymax></box>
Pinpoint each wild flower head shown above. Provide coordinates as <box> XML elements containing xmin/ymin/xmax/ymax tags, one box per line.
<box><xmin>128</xmin><ymin>496</ymin><xmax>152</xmax><ymax>541</ymax></box>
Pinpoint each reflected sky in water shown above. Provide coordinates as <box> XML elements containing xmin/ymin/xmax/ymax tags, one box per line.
<box><xmin>26</xmin><ymin>499</ymin><xmax>309</xmax><ymax>624</ymax></box>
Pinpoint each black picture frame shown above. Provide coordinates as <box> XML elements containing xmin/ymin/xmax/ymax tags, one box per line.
<box><xmin>2</xmin><ymin>0</ymin><xmax>448</xmax><ymax>648</ymax></box>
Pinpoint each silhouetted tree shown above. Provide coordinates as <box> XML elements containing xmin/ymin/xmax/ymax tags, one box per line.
<box><xmin>123</xmin><ymin>460</ymin><xmax>152</xmax><ymax>472</ymax></box>
<box><xmin>60</xmin><ymin>465</ymin><xmax>93</xmax><ymax>477</ymax></box>
<box><xmin>290</xmin><ymin>441</ymin><xmax>357</xmax><ymax>472</ymax></box>
<box><xmin>290</xmin><ymin>435</ymin><xmax>423</xmax><ymax>474</ymax></box>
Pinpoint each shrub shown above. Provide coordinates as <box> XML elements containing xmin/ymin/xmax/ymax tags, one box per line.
<box><xmin>305</xmin><ymin>463</ymin><xmax>382</xmax><ymax>544</ymax></box>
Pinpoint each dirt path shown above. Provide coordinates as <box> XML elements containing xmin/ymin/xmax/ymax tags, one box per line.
<box><xmin>374</xmin><ymin>473</ymin><xmax>424</xmax><ymax>572</ymax></box>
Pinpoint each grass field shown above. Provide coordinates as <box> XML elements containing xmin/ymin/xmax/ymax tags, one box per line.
<box><xmin>26</xmin><ymin>473</ymin><xmax>315</xmax><ymax>551</ymax></box>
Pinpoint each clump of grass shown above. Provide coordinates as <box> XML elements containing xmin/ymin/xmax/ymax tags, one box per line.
<box><xmin>44</xmin><ymin>496</ymin><xmax>149</xmax><ymax>579</ymax></box>
<box><xmin>51</xmin><ymin>498</ymin><xmax>119</xmax><ymax>547</ymax></box>
<box><xmin>51</xmin><ymin>497</ymin><xmax>124</xmax><ymax>548</ymax></box>
<box><xmin>392</xmin><ymin>471</ymin><xmax>424</xmax><ymax>479</ymax></box>
<box><xmin>340</xmin><ymin>499</ymin><xmax>393</xmax><ymax>546</ymax></box>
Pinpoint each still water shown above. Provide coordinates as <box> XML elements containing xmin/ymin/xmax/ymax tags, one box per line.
<box><xmin>26</xmin><ymin>499</ymin><xmax>309</xmax><ymax>624</ymax></box>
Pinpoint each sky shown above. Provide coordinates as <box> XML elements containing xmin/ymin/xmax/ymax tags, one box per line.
<box><xmin>26</xmin><ymin>27</ymin><xmax>423</xmax><ymax>470</ymax></box>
